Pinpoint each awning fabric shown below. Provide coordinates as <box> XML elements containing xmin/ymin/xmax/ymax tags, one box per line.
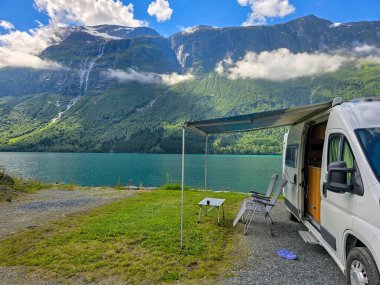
<box><xmin>184</xmin><ymin>100</ymin><xmax>333</xmax><ymax>135</ymax></box>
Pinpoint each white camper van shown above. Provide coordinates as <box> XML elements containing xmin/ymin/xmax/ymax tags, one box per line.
<box><xmin>184</xmin><ymin>97</ymin><xmax>380</xmax><ymax>284</ymax></box>
<box><xmin>283</xmin><ymin>97</ymin><xmax>380</xmax><ymax>285</ymax></box>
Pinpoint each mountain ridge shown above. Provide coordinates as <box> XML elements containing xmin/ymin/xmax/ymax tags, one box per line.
<box><xmin>0</xmin><ymin>15</ymin><xmax>379</xmax><ymax>153</ymax></box>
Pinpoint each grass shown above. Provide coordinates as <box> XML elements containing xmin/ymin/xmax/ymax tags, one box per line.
<box><xmin>0</xmin><ymin>189</ymin><xmax>248</xmax><ymax>284</ymax></box>
<box><xmin>0</xmin><ymin>170</ymin><xmax>51</xmax><ymax>202</ymax></box>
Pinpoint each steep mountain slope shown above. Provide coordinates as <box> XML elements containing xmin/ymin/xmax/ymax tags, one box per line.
<box><xmin>0</xmin><ymin>15</ymin><xmax>379</xmax><ymax>153</ymax></box>
<box><xmin>170</xmin><ymin>15</ymin><xmax>380</xmax><ymax>72</ymax></box>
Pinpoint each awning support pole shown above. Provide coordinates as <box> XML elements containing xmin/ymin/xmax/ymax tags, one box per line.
<box><xmin>180</xmin><ymin>128</ymin><xmax>185</xmax><ymax>249</ymax></box>
<box><xmin>204</xmin><ymin>135</ymin><xmax>208</xmax><ymax>190</ymax></box>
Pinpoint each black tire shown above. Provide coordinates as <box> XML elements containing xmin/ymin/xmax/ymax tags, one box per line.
<box><xmin>287</xmin><ymin>210</ymin><xmax>298</xmax><ymax>222</ymax></box>
<box><xmin>346</xmin><ymin>247</ymin><xmax>380</xmax><ymax>285</ymax></box>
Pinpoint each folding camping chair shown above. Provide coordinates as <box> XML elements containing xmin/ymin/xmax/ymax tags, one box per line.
<box><xmin>243</xmin><ymin>178</ymin><xmax>287</xmax><ymax>236</ymax></box>
<box><xmin>233</xmin><ymin>174</ymin><xmax>278</xmax><ymax>227</ymax></box>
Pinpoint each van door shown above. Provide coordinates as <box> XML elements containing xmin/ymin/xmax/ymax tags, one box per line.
<box><xmin>283</xmin><ymin>123</ymin><xmax>304</xmax><ymax>219</ymax></box>
<box><xmin>321</xmin><ymin>131</ymin><xmax>357</xmax><ymax>261</ymax></box>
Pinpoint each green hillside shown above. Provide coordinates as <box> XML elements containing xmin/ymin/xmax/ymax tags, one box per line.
<box><xmin>1</xmin><ymin>64</ymin><xmax>379</xmax><ymax>154</ymax></box>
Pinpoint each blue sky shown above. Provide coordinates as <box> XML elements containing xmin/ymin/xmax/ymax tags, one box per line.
<box><xmin>0</xmin><ymin>0</ymin><xmax>379</xmax><ymax>36</ymax></box>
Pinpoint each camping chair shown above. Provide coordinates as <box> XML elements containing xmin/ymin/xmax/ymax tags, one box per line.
<box><xmin>233</xmin><ymin>174</ymin><xmax>278</xmax><ymax>227</ymax></box>
<box><xmin>243</xmin><ymin>178</ymin><xmax>287</xmax><ymax>236</ymax></box>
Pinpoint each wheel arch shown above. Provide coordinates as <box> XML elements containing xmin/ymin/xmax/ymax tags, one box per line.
<box><xmin>344</xmin><ymin>232</ymin><xmax>379</xmax><ymax>273</ymax></box>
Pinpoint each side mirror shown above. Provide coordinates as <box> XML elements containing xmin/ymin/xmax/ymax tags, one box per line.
<box><xmin>325</xmin><ymin>161</ymin><xmax>353</xmax><ymax>193</ymax></box>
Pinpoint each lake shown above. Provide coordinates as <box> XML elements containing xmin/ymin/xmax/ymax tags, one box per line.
<box><xmin>0</xmin><ymin>152</ymin><xmax>282</xmax><ymax>193</ymax></box>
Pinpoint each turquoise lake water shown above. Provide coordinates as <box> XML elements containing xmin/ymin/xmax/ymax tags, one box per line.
<box><xmin>0</xmin><ymin>152</ymin><xmax>282</xmax><ymax>193</ymax></box>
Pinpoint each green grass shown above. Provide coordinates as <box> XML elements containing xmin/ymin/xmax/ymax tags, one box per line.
<box><xmin>0</xmin><ymin>170</ymin><xmax>51</xmax><ymax>202</ymax></box>
<box><xmin>0</xmin><ymin>189</ymin><xmax>248</xmax><ymax>284</ymax></box>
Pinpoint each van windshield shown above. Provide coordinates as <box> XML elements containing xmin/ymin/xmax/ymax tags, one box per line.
<box><xmin>356</xmin><ymin>128</ymin><xmax>380</xmax><ymax>179</ymax></box>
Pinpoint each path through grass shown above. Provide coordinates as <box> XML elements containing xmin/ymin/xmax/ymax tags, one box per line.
<box><xmin>0</xmin><ymin>189</ymin><xmax>247</xmax><ymax>284</ymax></box>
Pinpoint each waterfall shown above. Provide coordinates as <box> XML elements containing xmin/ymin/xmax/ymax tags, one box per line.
<box><xmin>83</xmin><ymin>41</ymin><xmax>106</xmax><ymax>96</ymax></box>
<box><xmin>52</xmin><ymin>41</ymin><xmax>106</xmax><ymax>123</ymax></box>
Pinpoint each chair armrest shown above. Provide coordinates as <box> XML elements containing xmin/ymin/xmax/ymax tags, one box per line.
<box><xmin>251</xmin><ymin>193</ymin><xmax>270</xmax><ymax>200</ymax></box>
<box><xmin>251</xmin><ymin>198</ymin><xmax>275</xmax><ymax>207</ymax></box>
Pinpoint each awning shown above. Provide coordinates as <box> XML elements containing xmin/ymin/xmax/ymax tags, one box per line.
<box><xmin>184</xmin><ymin>100</ymin><xmax>333</xmax><ymax>135</ymax></box>
<box><xmin>179</xmin><ymin>99</ymin><xmax>336</xmax><ymax>248</ymax></box>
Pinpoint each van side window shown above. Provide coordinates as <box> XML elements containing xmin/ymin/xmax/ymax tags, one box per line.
<box><xmin>285</xmin><ymin>145</ymin><xmax>298</xmax><ymax>168</ymax></box>
<box><xmin>343</xmin><ymin>139</ymin><xmax>355</xmax><ymax>185</ymax></box>
<box><xmin>328</xmin><ymin>136</ymin><xmax>340</xmax><ymax>164</ymax></box>
<box><xmin>328</xmin><ymin>135</ymin><xmax>357</xmax><ymax>186</ymax></box>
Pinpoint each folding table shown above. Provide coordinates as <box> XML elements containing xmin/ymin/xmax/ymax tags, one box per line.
<box><xmin>198</xmin><ymin>197</ymin><xmax>225</xmax><ymax>225</ymax></box>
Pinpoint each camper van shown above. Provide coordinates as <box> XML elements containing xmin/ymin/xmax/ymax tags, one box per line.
<box><xmin>184</xmin><ymin>97</ymin><xmax>380</xmax><ymax>284</ymax></box>
<box><xmin>283</xmin><ymin>97</ymin><xmax>380</xmax><ymax>285</ymax></box>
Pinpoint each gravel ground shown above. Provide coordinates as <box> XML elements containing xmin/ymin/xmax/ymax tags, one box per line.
<box><xmin>0</xmin><ymin>188</ymin><xmax>134</xmax><ymax>240</ymax></box>
<box><xmin>225</xmin><ymin>201</ymin><xmax>347</xmax><ymax>285</ymax></box>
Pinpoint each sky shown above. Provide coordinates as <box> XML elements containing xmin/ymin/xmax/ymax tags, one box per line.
<box><xmin>0</xmin><ymin>0</ymin><xmax>379</xmax><ymax>37</ymax></box>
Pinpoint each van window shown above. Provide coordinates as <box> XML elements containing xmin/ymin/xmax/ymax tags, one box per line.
<box><xmin>342</xmin><ymin>139</ymin><xmax>355</xmax><ymax>185</ymax></box>
<box><xmin>328</xmin><ymin>136</ymin><xmax>340</xmax><ymax>164</ymax></box>
<box><xmin>328</xmin><ymin>135</ymin><xmax>356</xmax><ymax>186</ymax></box>
<box><xmin>285</xmin><ymin>145</ymin><xmax>298</xmax><ymax>168</ymax></box>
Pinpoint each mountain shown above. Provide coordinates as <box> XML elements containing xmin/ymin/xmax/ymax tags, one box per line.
<box><xmin>0</xmin><ymin>15</ymin><xmax>379</xmax><ymax>153</ymax></box>
<box><xmin>170</xmin><ymin>15</ymin><xmax>380</xmax><ymax>72</ymax></box>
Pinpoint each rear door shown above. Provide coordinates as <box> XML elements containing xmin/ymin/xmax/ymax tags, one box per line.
<box><xmin>283</xmin><ymin>123</ymin><xmax>305</xmax><ymax>219</ymax></box>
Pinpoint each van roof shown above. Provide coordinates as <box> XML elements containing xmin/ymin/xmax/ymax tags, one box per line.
<box><xmin>336</xmin><ymin>98</ymin><xmax>380</xmax><ymax>130</ymax></box>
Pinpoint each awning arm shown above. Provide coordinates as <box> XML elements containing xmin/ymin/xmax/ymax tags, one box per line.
<box><xmin>180</xmin><ymin>127</ymin><xmax>185</xmax><ymax>248</ymax></box>
<box><xmin>182</xmin><ymin>124</ymin><xmax>207</xmax><ymax>136</ymax></box>
<box><xmin>204</xmin><ymin>135</ymin><xmax>208</xmax><ymax>190</ymax></box>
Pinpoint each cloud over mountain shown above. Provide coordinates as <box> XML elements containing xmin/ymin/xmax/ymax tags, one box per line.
<box><xmin>0</xmin><ymin>23</ymin><xmax>64</xmax><ymax>69</ymax></box>
<box><xmin>0</xmin><ymin>0</ymin><xmax>146</xmax><ymax>70</ymax></box>
<box><xmin>237</xmin><ymin>0</ymin><xmax>295</xmax><ymax>26</ymax></box>
<box><xmin>216</xmin><ymin>49</ymin><xmax>348</xmax><ymax>81</ymax></box>
<box><xmin>105</xmin><ymin>69</ymin><xmax>193</xmax><ymax>85</ymax></box>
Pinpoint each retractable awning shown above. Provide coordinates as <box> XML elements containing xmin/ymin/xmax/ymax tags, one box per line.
<box><xmin>179</xmin><ymin>99</ymin><xmax>336</xmax><ymax>248</ymax></box>
<box><xmin>184</xmin><ymin>100</ymin><xmax>333</xmax><ymax>135</ymax></box>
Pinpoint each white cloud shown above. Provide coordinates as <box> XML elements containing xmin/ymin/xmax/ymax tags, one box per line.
<box><xmin>214</xmin><ymin>55</ymin><xmax>233</xmax><ymax>74</ymax></box>
<box><xmin>0</xmin><ymin>0</ymin><xmax>146</xmax><ymax>69</ymax></box>
<box><xmin>0</xmin><ymin>49</ymin><xmax>63</xmax><ymax>69</ymax></box>
<box><xmin>160</xmin><ymin>72</ymin><xmax>193</xmax><ymax>85</ymax></box>
<box><xmin>352</xmin><ymin>43</ymin><xmax>380</xmax><ymax>55</ymax></box>
<box><xmin>147</xmin><ymin>0</ymin><xmax>173</xmax><ymax>22</ymax></box>
<box><xmin>0</xmin><ymin>23</ymin><xmax>64</xmax><ymax>69</ymax></box>
<box><xmin>105</xmin><ymin>68</ymin><xmax>193</xmax><ymax>85</ymax></box>
<box><xmin>237</xmin><ymin>0</ymin><xmax>295</xmax><ymax>26</ymax></box>
<box><xmin>34</xmin><ymin>0</ymin><xmax>146</xmax><ymax>27</ymax></box>
<box><xmin>180</xmin><ymin>26</ymin><xmax>199</xmax><ymax>35</ymax></box>
<box><xmin>217</xmin><ymin>49</ymin><xmax>349</xmax><ymax>81</ymax></box>
<box><xmin>359</xmin><ymin>56</ymin><xmax>380</xmax><ymax>64</ymax></box>
<box><xmin>0</xmin><ymin>20</ymin><xmax>14</xmax><ymax>30</ymax></box>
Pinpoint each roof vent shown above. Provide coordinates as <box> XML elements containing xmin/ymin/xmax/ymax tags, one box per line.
<box><xmin>332</xmin><ymin>97</ymin><xmax>343</xmax><ymax>107</ymax></box>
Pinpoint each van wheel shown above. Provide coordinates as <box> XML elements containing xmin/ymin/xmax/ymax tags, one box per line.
<box><xmin>287</xmin><ymin>210</ymin><xmax>298</xmax><ymax>222</ymax></box>
<box><xmin>346</xmin><ymin>247</ymin><xmax>380</xmax><ymax>285</ymax></box>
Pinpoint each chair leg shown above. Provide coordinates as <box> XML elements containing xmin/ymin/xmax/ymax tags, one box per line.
<box><xmin>267</xmin><ymin>213</ymin><xmax>274</xmax><ymax>225</ymax></box>
<box><xmin>265</xmin><ymin>217</ymin><xmax>274</xmax><ymax>237</ymax></box>
<box><xmin>243</xmin><ymin>207</ymin><xmax>257</xmax><ymax>235</ymax></box>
